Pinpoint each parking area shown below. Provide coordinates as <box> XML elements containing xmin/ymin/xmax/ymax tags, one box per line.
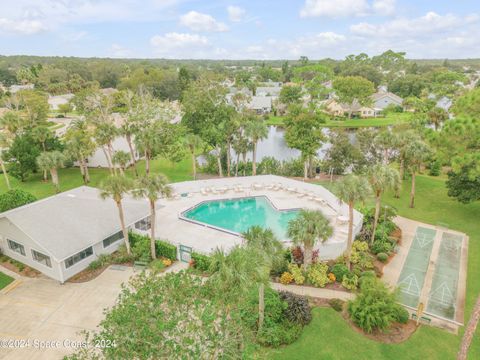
<box><xmin>0</xmin><ymin>265</ymin><xmax>134</xmax><ymax>360</ymax></box>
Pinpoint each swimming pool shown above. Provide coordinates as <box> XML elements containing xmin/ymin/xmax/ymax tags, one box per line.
<box><xmin>181</xmin><ymin>196</ymin><xmax>299</xmax><ymax>240</ymax></box>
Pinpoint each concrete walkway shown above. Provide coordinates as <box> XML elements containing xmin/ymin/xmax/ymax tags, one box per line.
<box><xmin>271</xmin><ymin>282</ymin><xmax>355</xmax><ymax>300</ymax></box>
<box><xmin>0</xmin><ymin>262</ymin><xmax>188</xmax><ymax>360</ymax></box>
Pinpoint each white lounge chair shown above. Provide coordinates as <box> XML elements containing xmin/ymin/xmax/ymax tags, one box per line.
<box><xmin>200</xmin><ymin>188</ymin><xmax>208</xmax><ymax>196</ymax></box>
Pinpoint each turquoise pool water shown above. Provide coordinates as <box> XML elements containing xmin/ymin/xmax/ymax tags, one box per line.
<box><xmin>182</xmin><ymin>196</ymin><xmax>299</xmax><ymax>240</ymax></box>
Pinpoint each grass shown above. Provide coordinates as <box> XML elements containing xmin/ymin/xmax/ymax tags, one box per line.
<box><xmin>263</xmin><ymin>174</ymin><xmax>480</xmax><ymax>359</ymax></box>
<box><xmin>0</xmin><ymin>271</ymin><xmax>14</xmax><ymax>290</ymax></box>
<box><xmin>0</xmin><ymin>156</ymin><xmax>194</xmax><ymax>199</ymax></box>
<box><xmin>266</xmin><ymin>112</ymin><xmax>413</xmax><ymax>128</ymax></box>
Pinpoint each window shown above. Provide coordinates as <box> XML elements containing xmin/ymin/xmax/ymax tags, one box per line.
<box><xmin>64</xmin><ymin>247</ymin><xmax>93</xmax><ymax>269</ymax></box>
<box><xmin>134</xmin><ymin>217</ymin><xmax>151</xmax><ymax>231</ymax></box>
<box><xmin>103</xmin><ymin>231</ymin><xmax>124</xmax><ymax>248</ymax></box>
<box><xmin>7</xmin><ymin>239</ymin><xmax>25</xmax><ymax>256</ymax></box>
<box><xmin>32</xmin><ymin>250</ymin><xmax>51</xmax><ymax>268</ymax></box>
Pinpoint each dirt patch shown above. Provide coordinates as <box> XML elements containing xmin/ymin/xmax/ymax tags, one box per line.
<box><xmin>0</xmin><ymin>260</ymin><xmax>40</xmax><ymax>278</ymax></box>
<box><xmin>341</xmin><ymin>309</ymin><xmax>418</xmax><ymax>343</ymax></box>
<box><xmin>68</xmin><ymin>262</ymin><xmax>134</xmax><ymax>283</ymax></box>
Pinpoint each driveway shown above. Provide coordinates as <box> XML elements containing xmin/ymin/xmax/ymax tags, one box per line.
<box><xmin>0</xmin><ymin>265</ymin><xmax>134</xmax><ymax>360</ymax></box>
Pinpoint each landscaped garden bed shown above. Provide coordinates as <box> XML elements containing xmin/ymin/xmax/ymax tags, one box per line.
<box><xmin>0</xmin><ymin>253</ymin><xmax>40</xmax><ymax>278</ymax></box>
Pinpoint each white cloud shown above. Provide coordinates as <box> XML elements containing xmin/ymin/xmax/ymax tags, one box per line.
<box><xmin>109</xmin><ymin>44</ymin><xmax>131</xmax><ymax>58</ymax></box>
<box><xmin>227</xmin><ymin>6</ymin><xmax>246</xmax><ymax>22</ymax></box>
<box><xmin>300</xmin><ymin>0</ymin><xmax>368</xmax><ymax>18</ymax></box>
<box><xmin>0</xmin><ymin>18</ymin><xmax>48</xmax><ymax>34</ymax></box>
<box><xmin>180</xmin><ymin>11</ymin><xmax>228</xmax><ymax>32</ymax></box>
<box><xmin>372</xmin><ymin>0</ymin><xmax>396</xmax><ymax>16</ymax></box>
<box><xmin>150</xmin><ymin>32</ymin><xmax>211</xmax><ymax>58</ymax></box>
<box><xmin>350</xmin><ymin>12</ymin><xmax>477</xmax><ymax>38</ymax></box>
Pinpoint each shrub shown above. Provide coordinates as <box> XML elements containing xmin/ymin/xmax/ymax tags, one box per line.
<box><xmin>288</xmin><ymin>263</ymin><xmax>305</xmax><ymax>285</ymax></box>
<box><xmin>191</xmin><ymin>252</ymin><xmax>211</xmax><ymax>272</ymax></box>
<box><xmin>328</xmin><ymin>298</ymin><xmax>344</xmax><ymax>312</ymax></box>
<box><xmin>271</xmin><ymin>253</ymin><xmax>289</xmax><ymax>276</ymax></box>
<box><xmin>306</xmin><ymin>263</ymin><xmax>330</xmax><ymax>288</ymax></box>
<box><xmin>87</xmin><ymin>254</ymin><xmax>110</xmax><ymax>270</ymax></box>
<box><xmin>132</xmin><ymin>235</ymin><xmax>151</xmax><ymax>262</ymax></box>
<box><xmin>291</xmin><ymin>246</ymin><xmax>303</xmax><ymax>264</ymax></box>
<box><xmin>428</xmin><ymin>159</ymin><xmax>441</xmax><ymax>176</ymax></box>
<box><xmin>342</xmin><ymin>273</ymin><xmax>359</xmax><ymax>290</ymax></box>
<box><xmin>111</xmin><ymin>245</ymin><xmax>135</xmax><ymax>264</ymax></box>
<box><xmin>278</xmin><ymin>291</ymin><xmax>312</xmax><ymax>326</ymax></box>
<box><xmin>347</xmin><ymin>277</ymin><xmax>399</xmax><ymax>333</ymax></box>
<box><xmin>149</xmin><ymin>259</ymin><xmax>166</xmax><ymax>273</ymax></box>
<box><xmin>328</xmin><ymin>272</ymin><xmax>336</xmax><ymax>282</ymax></box>
<box><xmin>353</xmin><ymin>240</ymin><xmax>369</xmax><ymax>252</ymax></box>
<box><xmin>331</xmin><ymin>263</ymin><xmax>349</xmax><ymax>282</ymax></box>
<box><xmin>0</xmin><ymin>189</ymin><xmax>36</xmax><ymax>212</ymax></box>
<box><xmin>371</xmin><ymin>239</ymin><xmax>393</xmax><ymax>255</ymax></box>
<box><xmin>280</xmin><ymin>272</ymin><xmax>294</xmax><ymax>285</ymax></box>
<box><xmin>394</xmin><ymin>304</ymin><xmax>409</xmax><ymax>324</ymax></box>
<box><xmin>162</xmin><ymin>258</ymin><xmax>172</xmax><ymax>267</ymax></box>
<box><xmin>156</xmin><ymin>240</ymin><xmax>177</xmax><ymax>261</ymax></box>
<box><xmin>377</xmin><ymin>252</ymin><xmax>389</xmax><ymax>262</ymax></box>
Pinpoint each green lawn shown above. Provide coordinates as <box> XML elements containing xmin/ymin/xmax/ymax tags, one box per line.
<box><xmin>263</xmin><ymin>175</ymin><xmax>480</xmax><ymax>359</ymax></box>
<box><xmin>266</xmin><ymin>112</ymin><xmax>413</xmax><ymax>128</ymax></box>
<box><xmin>0</xmin><ymin>271</ymin><xmax>14</xmax><ymax>290</ymax></box>
<box><xmin>0</xmin><ymin>156</ymin><xmax>194</xmax><ymax>199</ymax></box>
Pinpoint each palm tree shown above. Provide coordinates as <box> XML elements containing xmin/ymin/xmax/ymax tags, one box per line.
<box><xmin>208</xmin><ymin>246</ymin><xmax>256</xmax><ymax>304</ymax></box>
<box><xmin>394</xmin><ymin>130</ymin><xmax>420</xmax><ymax>197</ymax></box>
<box><xmin>64</xmin><ymin>120</ymin><xmax>96</xmax><ymax>184</ymax></box>
<box><xmin>36</xmin><ymin>151</ymin><xmax>67</xmax><ymax>193</ymax></box>
<box><xmin>132</xmin><ymin>174</ymin><xmax>171</xmax><ymax>260</ymax></box>
<box><xmin>367</xmin><ymin>164</ymin><xmax>400</xmax><ymax>244</ymax></box>
<box><xmin>184</xmin><ymin>133</ymin><xmax>202</xmax><ymax>180</ymax></box>
<box><xmin>112</xmin><ymin>150</ymin><xmax>131</xmax><ymax>175</ymax></box>
<box><xmin>94</xmin><ymin>122</ymin><xmax>118</xmax><ymax>174</ymax></box>
<box><xmin>31</xmin><ymin>125</ymin><xmax>52</xmax><ymax>181</ymax></box>
<box><xmin>243</xmin><ymin>226</ymin><xmax>283</xmax><ymax>331</ymax></box>
<box><xmin>287</xmin><ymin>210</ymin><xmax>333</xmax><ymax>267</ymax></box>
<box><xmin>99</xmin><ymin>175</ymin><xmax>134</xmax><ymax>255</ymax></box>
<box><xmin>245</xmin><ymin>119</ymin><xmax>268</xmax><ymax>176</ymax></box>
<box><xmin>134</xmin><ymin>124</ymin><xmax>157</xmax><ymax>175</ymax></box>
<box><xmin>457</xmin><ymin>294</ymin><xmax>480</xmax><ymax>360</ymax></box>
<box><xmin>404</xmin><ymin>139</ymin><xmax>431</xmax><ymax>208</ymax></box>
<box><xmin>336</xmin><ymin>175</ymin><xmax>372</xmax><ymax>269</ymax></box>
<box><xmin>428</xmin><ymin>107</ymin><xmax>448</xmax><ymax>131</ymax></box>
<box><xmin>0</xmin><ymin>133</ymin><xmax>12</xmax><ymax>190</ymax></box>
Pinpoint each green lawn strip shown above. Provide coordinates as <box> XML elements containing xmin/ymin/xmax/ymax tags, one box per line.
<box><xmin>0</xmin><ymin>156</ymin><xmax>194</xmax><ymax>199</ymax></box>
<box><xmin>279</xmin><ymin>175</ymin><xmax>479</xmax><ymax>360</ymax></box>
<box><xmin>264</xmin><ymin>307</ymin><xmax>458</xmax><ymax>360</ymax></box>
<box><xmin>0</xmin><ymin>271</ymin><xmax>14</xmax><ymax>290</ymax></box>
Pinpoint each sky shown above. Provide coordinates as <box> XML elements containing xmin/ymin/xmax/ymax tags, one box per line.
<box><xmin>0</xmin><ymin>0</ymin><xmax>479</xmax><ymax>60</ymax></box>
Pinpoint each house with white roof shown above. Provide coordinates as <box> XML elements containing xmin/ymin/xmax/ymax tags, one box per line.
<box><xmin>371</xmin><ymin>91</ymin><xmax>403</xmax><ymax>110</ymax></box>
<box><xmin>48</xmin><ymin>93</ymin><xmax>75</xmax><ymax>110</ymax></box>
<box><xmin>248</xmin><ymin>96</ymin><xmax>273</xmax><ymax>114</ymax></box>
<box><xmin>0</xmin><ymin>186</ymin><xmax>150</xmax><ymax>282</ymax></box>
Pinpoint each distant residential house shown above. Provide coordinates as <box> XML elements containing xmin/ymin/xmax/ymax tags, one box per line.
<box><xmin>0</xmin><ymin>186</ymin><xmax>150</xmax><ymax>282</ymax></box>
<box><xmin>48</xmin><ymin>93</ymin><xmax>75</xmax><ymax>110</ymax></box>
<box><xmin>371</xmin><ymin>91</ymin><xmax>403</xmax><ymax>110</ymax></box>
<box><xmin>436</xmin><ymin>96</ymin><xmax>453</xmax><ymax>112</ymax></box>
<box><xmin>325</xmin><ymin>99</ymin><xmax>375</xmax><ymax>118</ymax></box>
<box><xmin>256</xmin><ymin>86</ymin><xmax>282</xmax><ymax>97</ymax></box>
<box><xmin>248</xmin><ymin>96</ymin><xmax>273</xmax><ymax>114</ymax></box>
<box><xmin>9</xmin><ymin>84</ymin><xmax>34</xmax><ymax>93</ymax></box>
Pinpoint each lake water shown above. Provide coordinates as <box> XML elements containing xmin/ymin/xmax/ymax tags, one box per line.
<box><xmin>198</xmin><ymin>126</ymin><xmax>356</xmax><ymax>164</ymax></box>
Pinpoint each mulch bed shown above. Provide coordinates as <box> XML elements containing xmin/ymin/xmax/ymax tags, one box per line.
<box><xmin>341</xmin><ymin>309</ymin><xmax>418</xmax><ymax>344</ymax></box>
<box><xmin>67</xmin><ymin>262</ymin><xmax>134</xmax><ymax>283</ymax></box>
<box><xmin>0</xmin><ymin>260</ymin><xmax>41</xmax><ymax>278</ymax></box>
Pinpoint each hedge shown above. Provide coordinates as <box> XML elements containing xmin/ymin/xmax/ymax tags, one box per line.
<box><xmin>191</xmin><ymin>252</ymin><xmax>211</xmax><ymax>272</ymax></box>
<box><xmin>0</xmin><ymin>189</ymin><xmax>36</xmax><ymax>212</ymax></box>
<box><xmin>156</xmin><ymin>240</ymin><xmax>177</xmax><ymax>261</ymax></box>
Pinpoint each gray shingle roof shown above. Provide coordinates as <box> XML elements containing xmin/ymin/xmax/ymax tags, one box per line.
<box><xmin>0</xmin><ymin>186</ymin><xmax>149</xmax><ymax>261</ymax></box>
<box><xmin>249</xmin><ymin>96</ymin><xmax>272</xmax><ymax>110</ymax></box>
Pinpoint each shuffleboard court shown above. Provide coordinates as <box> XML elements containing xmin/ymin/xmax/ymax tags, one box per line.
<box><xmin>396</xmin><ymin>227</ymin><xmax>436</xmax><ymax>308</ymax></box>
<box><xmin>426</xmin><ymin>232</ymin><xmax>463</xmax><ymax>320</ymax></box>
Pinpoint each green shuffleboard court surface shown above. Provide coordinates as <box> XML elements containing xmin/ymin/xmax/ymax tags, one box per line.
<box><xmin>397</xmin><ymin>227</ymin><xmax>437</xmax><ymax>308</ymax></box>
<box><xmin>426</xmin><ymin>232</ymin><xmax>463</xmax><ymax>320</ymax></box>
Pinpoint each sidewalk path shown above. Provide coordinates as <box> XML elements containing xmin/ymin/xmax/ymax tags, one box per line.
<box><xmin>271</xmin><ymin>282</ymin><xmax>355</xmax><ymax>300</ymax></box>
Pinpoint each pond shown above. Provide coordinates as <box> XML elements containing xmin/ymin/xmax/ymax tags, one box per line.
<box><xmin>198</xmin><ymin>126</ymin><xmax>357</xmax><ymax>164</ymax></box>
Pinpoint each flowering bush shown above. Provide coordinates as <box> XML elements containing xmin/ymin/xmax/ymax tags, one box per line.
<box><xmin>306</xmin><ymin>263</ymin><xmax>330</xmax><ymax>288</ymax></box>
<box><xmin>288</xmin><ymin>264</ymin><xmax>305</xmax><ymax>285</ymax></box>
<box><xmin>328</xmin><ymin>272</ymin><xmax>336</xmax><ymax>282</ymax></box>
<box><xmin>162</xmin><ymin>258</ymin><xmax>172</xmax><ymax>267</ymax></box>
<box><xmin>353</xmin><ymin>240</ymin><xmax>369</xmax><ymax>252</ymax></box>
<box><xmin>280</xmin><ymin>272</ymin><xmax>294</xmax><ymax>285</ymax></box>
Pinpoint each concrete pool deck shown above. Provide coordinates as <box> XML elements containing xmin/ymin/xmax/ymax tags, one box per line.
<box><xmin>150</xmin><ymin>175</ymin><xmax>363</xmax><ymax>260</ymax></box>
<box><xmin>383</xmin><ymin>217</ymin><xmax>468</xmax><ymax>333</ymax></box>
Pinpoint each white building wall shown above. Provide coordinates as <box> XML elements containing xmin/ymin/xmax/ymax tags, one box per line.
<box><xmin>0</xmin><ymin>218</ymin><xmax>63</xmax><ymax>281</ymax></box>
<box><xmin>84</xmin><ymin>136</ymin><xmax>140</xmax><ymax>168</ymax></box>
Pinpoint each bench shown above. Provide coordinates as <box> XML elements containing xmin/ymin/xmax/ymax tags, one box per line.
<box><xmin>134</xmin><ymin>261</ymin><xmax>148</xmax><ymax>270</ymax></box>
<box><xmin>411</xmin><ymin>313</ymin><xmax>432</xmax><ymax>324</ymax></box>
